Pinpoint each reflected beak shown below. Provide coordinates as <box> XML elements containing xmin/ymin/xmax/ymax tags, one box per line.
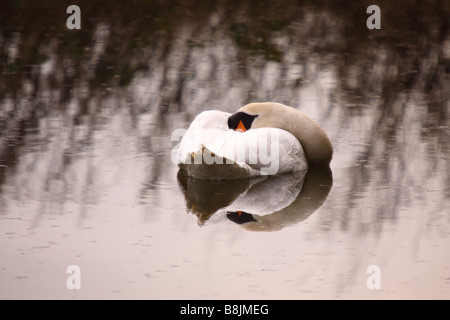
<box><xmin>235</xmin><ymin>120</ymin><xmax>246</xmax><ymax>133</ymax></box>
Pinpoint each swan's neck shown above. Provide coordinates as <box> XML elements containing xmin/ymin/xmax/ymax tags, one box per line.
<box><xmin>255</xmin><ymin>107</ymin><xmax>333</xmax><ymax>165</ymax></box>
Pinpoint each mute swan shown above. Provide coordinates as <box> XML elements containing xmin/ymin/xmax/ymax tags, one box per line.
<box><xmin>175</xmin><ymin>110</ymin><xmax>307</xmax><ymax>179</ymax></box>
<box><xmin>175</xmin><ymin>102</ymin><xmax>332</xmax><ymax>179</ymax></box>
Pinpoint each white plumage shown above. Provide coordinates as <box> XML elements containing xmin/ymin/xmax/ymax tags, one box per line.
<box><xmin>174</xmin><ymin>110</ymin><xmax>308</xmax><ymax>179</ymax></box>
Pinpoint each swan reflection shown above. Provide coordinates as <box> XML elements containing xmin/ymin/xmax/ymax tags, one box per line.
<box><xmin>177</xmin><ymin>166</ymin><xmax>333</xmax><ymax>231</ymax></box>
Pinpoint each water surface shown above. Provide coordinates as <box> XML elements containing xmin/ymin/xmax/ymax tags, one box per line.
<box><xmin>0</xmin><ymin>0</ymin><xmax>449</xmax><ymax>299</ymax></box>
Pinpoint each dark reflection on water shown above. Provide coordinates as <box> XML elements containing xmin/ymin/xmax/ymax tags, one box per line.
<box><xmin>177</xmin><ymin>167</ymin><xmax>332</xmax><ymax>231</ymax></box>
<box><xmin>0</xmin><ymin>0</ymin><xmax>449</xmax><ymax>298</ymax></box>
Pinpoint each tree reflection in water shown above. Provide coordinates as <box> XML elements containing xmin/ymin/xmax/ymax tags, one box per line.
<box><xmin>0</xmin><ymin>0</ymin><xmax>449</xmax><ymax>299</ymax></box>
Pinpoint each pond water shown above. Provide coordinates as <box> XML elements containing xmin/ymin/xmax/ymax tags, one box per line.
<box><xmin>0</xmin><ymin>0</ymin><xmax>449</xmax><ymax>299</ymax></box>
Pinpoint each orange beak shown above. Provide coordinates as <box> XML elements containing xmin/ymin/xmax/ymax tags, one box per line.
<box><xmin>235</xmin><ymin>120</ymin><xmax>247</xmax><ymax>133</ymax></box>
<box><xmin>237</xmin><ymin>211</ymin><xmax>242</xmax><ymax>216</ymax></box>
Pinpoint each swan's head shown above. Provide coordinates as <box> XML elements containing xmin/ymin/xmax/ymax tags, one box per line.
<box><xmin>228</xmin><ymin>102</ymin><xmax>283</xmax><ymax>132</ymax></box>
<box><xmin>228</xmin><ymin>102</ymin><xmax>333</xmax><ymax>166</ymax></box>
<box><xmin>226</xmin><ymin>211</ymin><xmax>257</xmax><ymax>224</ymax></box>
<box><xmin>227</xmin><ymin>111</ymin><xmax>258</xmax><ymax>132</ymax></box>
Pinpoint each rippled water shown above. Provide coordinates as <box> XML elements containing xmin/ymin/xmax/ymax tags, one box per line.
<box><xmin>0</xmin><ymin>0</ymin><xmax>449</xmax><ymax>299</ymax></box>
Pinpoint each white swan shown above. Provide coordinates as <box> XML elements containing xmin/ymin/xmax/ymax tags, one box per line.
<box><xmin>174</xmin><ymin>102</ymin><xmax>332</xmax><ymax>179</ymax></box>
<box><xmin>175</xmin><ymin>110</ymin><xmax>307</xmax><ymax>179</ymax></box>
